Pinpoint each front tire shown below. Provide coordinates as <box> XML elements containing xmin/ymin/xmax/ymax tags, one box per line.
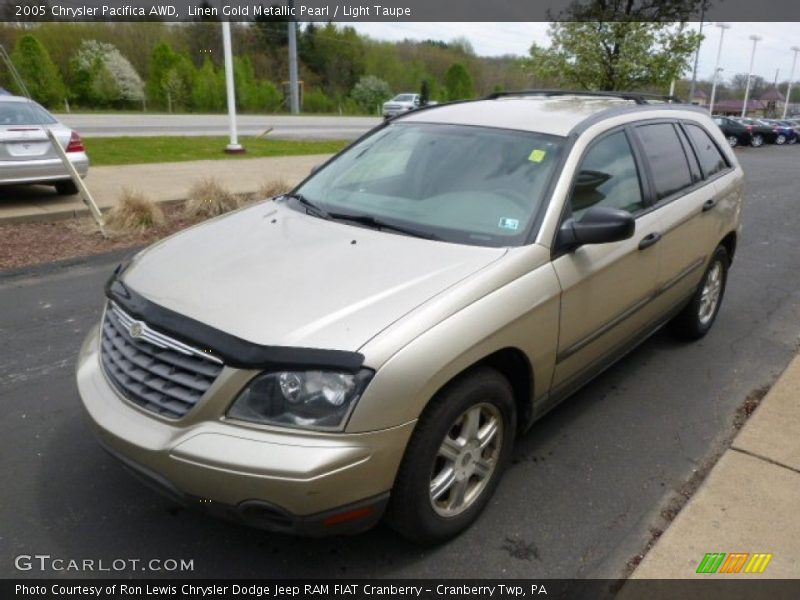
<box><xmin>751</xmin><ymin>133</ymin><xmax>764</xmax><ymax>147</ymax></box>
<box><xmin>726</xmin><ymin>135</ymin><xmax>738</xmax><ymax>148</ymax></box>
<box><xmin>670</xmin><ymin>245</ymin><xmax>729</xmax><ymax>340</ymax></box>
<box><xmin>386</xmin><ymin>367</ymin><xmax>516</xmax><ymax>545</ymax></box>
<box><xmin>776</xmin><ymin>133</ymin><xmax>787</xmax><ymax>145</ymax></box>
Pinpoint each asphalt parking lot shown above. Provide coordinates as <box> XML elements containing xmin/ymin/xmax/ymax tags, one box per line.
<box><xmin>1</xmin><ymin>145</ymin><xmax>799</xmax><ymax>581</ymax></box>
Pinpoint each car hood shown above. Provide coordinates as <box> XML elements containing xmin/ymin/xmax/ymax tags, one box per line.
<box><xmin>122</xmin><ymin>202</ymin><xmax>507</xmax><ymax>353</ymax></box>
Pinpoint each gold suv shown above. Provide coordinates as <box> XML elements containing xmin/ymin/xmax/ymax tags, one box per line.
<box><xmin>77</xmin><ymin>92</ymin><xmax>744</xmax><ymax>544</ymax></box>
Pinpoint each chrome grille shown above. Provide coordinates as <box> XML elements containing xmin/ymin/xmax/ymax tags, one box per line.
<box><xmin>100</xmin><ymin>302</ymin><xmax>224</xmax><ymax>419</ymax></box>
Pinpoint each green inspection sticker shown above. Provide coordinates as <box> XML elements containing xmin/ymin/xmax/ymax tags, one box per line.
<box><xmin>498</xmin><ymin>217</ymin><xmax>520</xmax><ymax>231</ymax></box>
<box><xmin>528</xmin><ymin>149</ymin><xmax>547</xmax><ymax>163</ymax></box>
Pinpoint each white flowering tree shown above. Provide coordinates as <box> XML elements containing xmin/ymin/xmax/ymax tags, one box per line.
<box><xmin>72</xmin><ymin>40</ymin><xmax>144</xmax><ymax>107</ymax></box>
<box><xmin>351</xmin><ymin>75</ymin><xmax>392</xmax><ymax>114</ymax></box>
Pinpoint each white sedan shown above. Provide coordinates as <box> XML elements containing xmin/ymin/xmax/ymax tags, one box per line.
<box><xmin>0</xmin><ymin>95</ymin><xmax>89</xmax><ymax>195</ymax></box>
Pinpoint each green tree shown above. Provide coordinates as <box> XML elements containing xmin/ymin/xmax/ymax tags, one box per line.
<box><xmin>10</xmin><ymin>34</ymin><xmax>65</xmax><ymax>106</ymax></box>
<box><xmin>303</xmin><ymin>88</ymin><xmax>336</xmax><ymax>113</ymax></box>
<box><xmin>191</xmin><ymin>57</ymin><xmax>225</xmax><ymax>112</ymax></box>
<box><xmin>528</xmin><ymin>1</ymin><xmax>704</xmax><ymax>91</ymax></box>
<box><xmin>147</xmin><ymin>42</ymin><xmax>193</xmax><ymax>110</ymax></box>
<box><xmin>299</xmin><ymin>24</ymin><xmax>366</xmax><ymax>97</ymax></box>
<box><xmin>233</xmin><ymin>56</ymin><xmax>282</xmax><ymax>112</ymax></box>
<box><xmin>351</xmin><ymin>75</ymin><xmax>392</xmax><ymax>114</ymax></box>
<box><xmin>444</xmin><ymin>63</ymin><xmax>474</xmax><ymax>100</ymax></box>
<box><xmin>420</xmin><ymin>79</ymin><xmax>430</xmax><ymax>105</ymax></box>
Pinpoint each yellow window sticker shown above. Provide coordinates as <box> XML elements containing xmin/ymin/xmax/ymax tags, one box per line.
<box><xmin>528</xmin><ymin>149</ymin><xmax>547</xmax><ymax>163</ymax></box>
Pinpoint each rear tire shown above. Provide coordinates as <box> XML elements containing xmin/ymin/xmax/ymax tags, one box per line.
<box><xmin>776</xmin><ymin>134</ymin><xmax>787</xmax><ymax>145</ymax></box>
<box><xmin>670</xmin><ymin>245</ymin><xmax>729</xmax><ymax>340</ymax></box>
<box><xmin>385</xmin><ymin>367</ymin><xmax>516</xmax><ymax>545</ymax></box>
<box><xmin>751</xmin><ymin>134</ymin><xmax>764</xmax><ymax>147</ymax></box>
<box><xmin>54</xmin><ymin>180</ymin><xmax>79</xmax><ymax>195</ymax></box>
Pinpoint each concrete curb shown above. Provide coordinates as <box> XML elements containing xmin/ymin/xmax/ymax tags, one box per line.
<box><xmin>0</xmin><ymin>198</ymin><xmax>186</xmax><ymax>226</ymax></box>
<box><xmin>623</xmin><ymin>351</ymin><xmax>800</xmax><ymax>582</ymax></box>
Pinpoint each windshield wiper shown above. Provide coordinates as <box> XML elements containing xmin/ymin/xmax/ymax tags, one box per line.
<box><xmin>327</xmin><ymin>212</ymin><xmax>439</xmax><ymax>240</ymax></box>
<box><xmin>283</xmin><ymin>192</ymin><xmax>330</xmax><ymax>219</ymax></box>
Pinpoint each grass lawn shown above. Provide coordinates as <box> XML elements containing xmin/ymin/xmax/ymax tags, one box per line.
<box><xmin>84</xmin><ymin>136</ymin><xmax>349</xmax><ymax>166</ymax></box>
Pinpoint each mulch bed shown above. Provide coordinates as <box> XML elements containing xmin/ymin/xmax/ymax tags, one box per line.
<box><xmin>0</xmin><ymin>205</ymin><xmax>203</xmax><ymax>272</ymax></box>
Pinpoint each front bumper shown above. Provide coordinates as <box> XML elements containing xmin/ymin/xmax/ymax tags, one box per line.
<box><xmin>76</xmin><ymin>324</ymin><xmax>414</xmax><ymax>535</ymax></box>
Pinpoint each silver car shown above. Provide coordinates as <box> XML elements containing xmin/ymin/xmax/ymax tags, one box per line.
<box><xmin>0</xmin><ymin>95</ymin><xmax>89</xmax><ymax>195</ymax></box>
<box><xmin>77</xmin><ymin>91</ymin><xmax>743</xmax><ymax>544</ymax></box>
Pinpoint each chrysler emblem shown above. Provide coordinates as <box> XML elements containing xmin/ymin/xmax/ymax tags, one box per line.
<box><xmin>128</xmin><ymin>321</ymin><xmax>145</xmax><ymax>338</ymax></box>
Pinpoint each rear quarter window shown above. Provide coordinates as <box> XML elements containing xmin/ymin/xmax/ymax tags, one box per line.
<box><xmin>685</xmin><ymin>123</ymin><xmax>729</xmax><ymax>179</ymax></box>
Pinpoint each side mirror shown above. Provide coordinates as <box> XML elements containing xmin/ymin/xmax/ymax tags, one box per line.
<box><xmin>556</xmin><ymin>206</ymin><xmax>635</xmax><ymax>252</ymax></box>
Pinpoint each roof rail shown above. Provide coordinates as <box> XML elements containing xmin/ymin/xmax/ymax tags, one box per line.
<box><xmin>486</xmin><ymin>89</ymin><xmax>684</xmax><ymax>105</ymax></box>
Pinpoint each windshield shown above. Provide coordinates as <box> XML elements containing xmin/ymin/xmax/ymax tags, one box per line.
<box><xmin>392</xmin><ymin>95</ymin><xmax>415</xmax><ymax>102</ymax></box>
<box><xmin>0</xmin><ymin>101</ymin><xmax>57</xmax><ymax>126</ymax></box>
<box><xmin>293</xmin><ymin>122</ymin><xmax>564</xmax><ymax>247</ymax></box>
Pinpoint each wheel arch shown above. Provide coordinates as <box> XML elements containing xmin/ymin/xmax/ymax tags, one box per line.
<box><xmin>720</xmin><ymin>231</ymin><xmax>737</xmax><ymax>264</ymax></box>
<box><xmin>424</xmin><ymin>347</ymin><xmax>535</xmax><ymax>434</ymax></box>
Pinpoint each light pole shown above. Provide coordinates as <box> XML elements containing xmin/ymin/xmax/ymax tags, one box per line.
<box><xmin>222</xmin><ymin>21</ymin><xmax>244</xmax><ymax>153</ymax></box>
<box><xmin>688</xmin><ymin>0</ymin><xmax>708</xmax><ymax>103</ymax></box>
<box><xmin>287</xmin><ymin>0</ymin><xmax>300</xmax><ymax>114</ymax></box>
<box><xmin>741</xmin><ymin>35</ymin><xmax>762</xmax><ymax>118</ymax></box>
<box><xmin>708</xmin><ymin>23</ymin><xmax>730</xmax><ymax>115</ymax></box>
<box><xmin>782</xmin><ymin>46</ymin><xmax>800</xmax><ymax>119</ymax></box>
<box><xmin>709</xmin><ymin>68</ymin><xmax>724</xmax><ymax>114</ymax></box>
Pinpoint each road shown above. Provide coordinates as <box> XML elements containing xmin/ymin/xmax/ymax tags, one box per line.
<box><xmin>1</xmin><ymin>147</ymin><xmax>799</xmax><ymax>583</ymax></box>
<box><xmin>58</xmin><ymin>113</ymin><xmax>381</xmax><ymax>140</ymax></box>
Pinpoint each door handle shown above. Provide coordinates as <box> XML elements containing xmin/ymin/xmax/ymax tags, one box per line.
<box><xmin>638</xmin><ymin>232</ymin><xmax>662</xmax><ymax>250</ymax></box>
<box><xmin>702</xmin><ymin>198</ymin><xmax>717</xmax><ymax>212</ymax></box>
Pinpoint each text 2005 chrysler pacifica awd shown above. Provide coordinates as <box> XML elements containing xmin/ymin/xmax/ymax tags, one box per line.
<box><xmin>77</xmin><ymin>92</ymin><xmax>743</xmax><ymax>544</ymax></box>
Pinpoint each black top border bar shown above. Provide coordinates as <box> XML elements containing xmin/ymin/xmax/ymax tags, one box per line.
<box><xmin>3</xmin><ymin>0</ymin><xmax>800</xmax><ymax>23</ymax></box>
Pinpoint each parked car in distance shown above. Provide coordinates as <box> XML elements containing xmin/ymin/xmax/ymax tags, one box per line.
<box><xmin>771</xmin><ymin>119</ymin><xmax>800</xmax><ymax>143</ymax></box>
<box><xmin>731</xmin><ymin>117</ymin><xmax>778</xmax><ymax>147</ymax></box>
<box><xmin>756</xmin><ymin>118</ymin><xmax>797</xmax><ymax>145</ymax></box>
<box><xmin>0</xmin><ymin>95</ymin><xmax>88</xmax><ymax>195</ymax></box>
<box><xmin>382</xmin><ymin>93</ymin><xmax>437</xmax><ymax>119</ymax></box>
<box><xmin>712</xmin><ymin>116</ymin><xmax>753</xmax><ymax>147</ymax></box>
<box><xmin>78</xmin><ymin>91</ymin><xmax>744</xmax><ymax>544</ymax></box>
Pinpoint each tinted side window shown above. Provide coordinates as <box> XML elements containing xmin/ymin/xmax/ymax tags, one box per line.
<box><xmin>685</xmin><ymin>123</ymin><xmax>728</xmax><ymax>178</ymax></box>
<box><xmin>570</xmin><ymin>131</ymin><xmax>644</xmax><ymax>218</ymax></box>
<box><xmin>636</xmin><ymin>123</ymin><xmax>693</xmax><ymax>201</ymax></box>
<box><xmin>676</xmin><ymin>126</ymin><xmax>702</xmax><ymax>183</ymax></box>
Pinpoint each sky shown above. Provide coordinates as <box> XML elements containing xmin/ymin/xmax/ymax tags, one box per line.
<box><xmin>349</xmin><ymin>22</ymin><xmax>800</xmax><ymax>85</ymax></box>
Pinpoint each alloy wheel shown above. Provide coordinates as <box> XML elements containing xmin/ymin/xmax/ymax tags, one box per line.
<box><xmin>429</xmin><ymin>402</ymin><xmax>503</xmax><ymax>517</ymax></box>
<box><xmin>698</xmin><ymin>260</ymin><xmax>723</xmax><ymax>326</ymax></box>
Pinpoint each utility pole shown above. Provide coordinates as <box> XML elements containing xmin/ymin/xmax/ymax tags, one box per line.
<box><xmin>741</xmin><ymin>35</ymin><xmax>762</xmax><ymax>118</ymax></box>
<box><xmin>688</xmin><ymin>0</ymin><xmax>707</xmax><ymax>103</ymax></box>
<box><xmin>708</xmin><ymin>23</ymin><xmax>730</xmax><ymax>115</ymax></box>
<box><xmin>222</xmin><ymin>20</ymin><xmax>244</xmax><ymax>153</ymax></box>
<box><xmin>287</xmin><ymin>0</ymin><xmax>300</xmax><ymax>114</ymax></box>
<box><xmin>782</xmin><ymin>46</ymin><xmax>800</xmax><ymax>119</ymax></box>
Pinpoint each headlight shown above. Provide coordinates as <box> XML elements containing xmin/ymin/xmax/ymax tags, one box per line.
<box><xmin>227</xmin><ymin>369</ymin><xmax>373</xmax><ymax>431</ymax></box>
